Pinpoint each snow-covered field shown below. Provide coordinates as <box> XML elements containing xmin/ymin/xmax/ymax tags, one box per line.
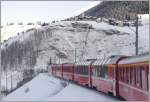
<box><xmin>2</xmin><ymin>73</ymin><xmax>120</xmax><ymax>101</ymax></box>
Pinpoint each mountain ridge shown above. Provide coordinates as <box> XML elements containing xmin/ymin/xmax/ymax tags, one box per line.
<box><xmin>79</xmin><ymin>1</ymin><xmax>149</xmax><ymax>20</ymax></box>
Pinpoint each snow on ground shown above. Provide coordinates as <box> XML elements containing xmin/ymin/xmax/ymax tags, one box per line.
<box><xmin>1</xmin><ymin>71</ymin><xmax>23</xmax><ymax>92</ymax></box>
<box><xmin>2</xmin><ymin>73</ymin><xmax>120</xmax><ymax>101</ymax></box>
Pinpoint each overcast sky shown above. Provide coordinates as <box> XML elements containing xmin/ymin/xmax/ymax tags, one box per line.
<box><xmin>2</xmin><ymin>1</ymin><xmax>101</xmax><ymax>25</ymax></box>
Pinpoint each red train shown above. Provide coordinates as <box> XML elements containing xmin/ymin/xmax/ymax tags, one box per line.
<box><xmin>50</xmin><ymin>54</ymin><xmax>149</xmax><ymax>101</ymax></box>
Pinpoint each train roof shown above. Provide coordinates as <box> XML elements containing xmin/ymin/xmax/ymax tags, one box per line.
<box><xmin>118</xmin><ymin>53</ymin><xmax>149</xmax><ymax>64</ymax></box>
<box><xmin>92</xmin><ymin>55</ymin><xmax>124</xmax><ymax>66</ymax></box>
<box><xmin>62</xmin><ymin>63</ymin><xmax>74</xmax><ymax>66</ymax></box>
<box><xmin>51</xmin><ymin>64</ymin><xmax>62</xmax><ymax>67</ymax></box>
<box><xmin>76</xmin><ymin>59</ymin><xmax>96</xmax><ymax>66</ymax></box>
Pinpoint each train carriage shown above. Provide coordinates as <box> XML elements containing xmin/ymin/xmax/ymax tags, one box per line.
<box><xmin>91</xmin><ymin>55</ymin><xmax>124</xmax><ymax>95</ymax></box>
<box><xmin>50</xmin><ymin>53</ymin><xmax>149</xmax><ymax>101</ymax></box>
<box><xmin>118</xmin><ymin>53</ymin><xmax>149</xmax><ymax>101</ymax></box>
<box><xmin>62</xmin><ymin>63</ymin><xmax>74</xmax><ymax>81</ymax></box>
<box><xmin>52</xmin><ymin>64</ymin><xmax>63</xmax><ymax>78</ymax></box>
<box><xmin>51</xmin><ymin>64</ymin><xmax>56</xmax><ymax>76</ymax></box>
<box><xmin>74</xmin><ymin>59</ymin><xmax>95</xmax><ymax>86</ymax></box>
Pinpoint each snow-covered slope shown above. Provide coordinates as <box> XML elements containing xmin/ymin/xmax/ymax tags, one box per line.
<box><xmin>1</xmin><ymin>24</ymin><xmax>40</xmax><ymax>42</ymax></box>
<box><xmin>2</xmin><ymin>73</ymin><xmax>120</xmax><ymax>101</ymax></box>
<box><xmin>1</xmin><ymin>17</ymin><xmax>149</xmax><ymax>69</ymax></box>
<box><xmin>1</xmin><ymin>16</ymin><xmax>149</xmax><ymax>93</ymax></box>
<box><xmin>34</xmin><ymin>19</ymin><xmax>149</xmax><ymax>68</ymax></box>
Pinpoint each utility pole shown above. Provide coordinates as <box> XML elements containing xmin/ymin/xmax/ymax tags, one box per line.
<box><xmin>82</xmin><ymin>25</ymin><xmax>90</xmax><ymax>59</ymax></box>
<box><xmin>75</xmin><ymin>48</ymin><xmax>76</xmax><ymax>63</ymax></box>
<box><xmin>135</xmin><ymin>15</ymin><xmax>138</xmax><ymax>55</ymax></box>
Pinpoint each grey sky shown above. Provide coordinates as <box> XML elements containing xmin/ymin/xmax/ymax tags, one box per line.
<box><xmin>2</xmin><ymin>1</ymin><xmax>101</xmax><ymax>25</ymax></box>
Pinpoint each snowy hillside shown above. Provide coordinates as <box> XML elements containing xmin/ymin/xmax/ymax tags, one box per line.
<box><xmin>34</xmin><ymin>18</ymin><xmax>149</xmax><ymax>68</ymax></box>
<box><xmin>2</xmin><ymin>73</ymin><xmax>120</xmax><ymax>101</ymax></box>
<box><xmin>1</xmin><ymin>15</ymin><xmax>149</xmax><ymax>70</ymax></box>
<box><xmin>1</xmin><ymin>24</ymin><xmax>40</xmax><ymax>42</ymax></box>
<box><xmin>1</xmin><ymin>15</ymin><xmax>149</xmax><ymax>95</ymax></box>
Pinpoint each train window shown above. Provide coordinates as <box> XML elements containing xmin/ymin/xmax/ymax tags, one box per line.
<box><xmin>122</xmin><ymin>67</ymin><xmax>125</xmax><ymax>82</ymax></box>
<box><xmin>95</xmin><ymin>67</ymin><xmax>97</xmax><ymax>76</ymax></box>
<box><xmin>97</xmin><ymin>67</ymin><xmax>101</xmax><ymax>77</ymax></box>
<box><xmin>121</xmin><ymin>67</ymin><xmax>123</xmax><ymax>81</ymax></box>
<box><xmin>131</xmin><ymin>67</ymin><xmax>134</xmax><ymax>85</ymax></box>
<box><xmin>124</xmin><ymin>67</ymin><xmax>126</xmax><ymax>82</ymax></box>
<box><xmin>135</xmin><ymin>67</ymin><xmax>138</xmax><ymax>87</ymax></box>
<box><xmin>138</xmin><ymin>67</ymin><xmax>141</xmax><ymax>88</ymax></box>
<box><xmin>136</xmin><ymin>67</ymin><xmax>140</xmax><ymax>88</ymax></box>
<box><xmin>92</xmin><ymin>65</ymin><xmax>101</xmax><ymax>77</ymax></box>
<box><xmin>134</xmin><ymin>67</ymin><xmax>136</xmax><ymax>86</ymax></box>
<box><xmin>93</xmin><ymin>66</ymin><xmax>95</xmax><ymax>76</ymax></box>
<box><xmin>81</xmin><ymin>66</ymin><xmax>83</xmax><ymax>74</ymax></box>
<box><xmin>140</xmin><ymin>67</ymin><xmax>142</xmax><ymax>89</ymax></box>
<box><xmin>124</xmin><ymin>68</ymin><xmax>126</xmax><ymax>82</ymax></box>
<box><xmin>97</xmin><ymin>66</ymin><xmax>99</xmax><ymax>77</ymax></box>
<box><xmin>80</xmin><ymin>66</ymin><xmax>82</xmax><ymax>74</ymax></box>
<box><xmin>125</xmin><ymin>68</ymin><xmax>127</xmax><ymax>83</ymax></box>
<box><xmin>120</xmin><ymin>68</ymin><xmax>122</xmax><ymax>81</ymax></box>
<box><xmin>138</xmin><ymin>67</ymin><xmax>142</xmax><ymax>88</ymax></box>
<box><xmin>146</xmin><ymin>65</ymin><xmax>149</xmax><ymax>90</ymax></box>
<box><xmin>95</xmin><ymin>66</ymin><xmax>97</xmax><ymax>77</ymax></box>
<box><xmin>83</xmin><ymin>66</ymin><xmax>85</xmax><ymax>74</ymax></box>
<box><xmin>94</xmin><ymin>66</ymin><xmax>96</xmax><ymax>76</ymax></box>
<box><xmin>130</xmin><ymin>67</ymin><xmax>132</xmax><ymax>84</ymax></box>
<box><xmin>83</xmin><ymin>66</ymin><xmax>85</xmax><ymax>75</ymax></box>
<box><xmin>141</xmin><ymin>67</ymin><xmax>146</xmax><ymax>90</ymax></box>
<box><xmin>83</xmin><ymin>66</ymin><xmax>84</xmax><ymax>74</ymax></box>
<box><xmin>86</xmin><ymin>66</ymin><xmax>88</xmax><ymax>75</ymax></box>
<box><xmin>75</xmin><ymin>67</ymin><xmax>78</xmax><ymax>74</ymax></box>
<box><xmin>128</xmin><ymin>67</ymin><xmax>130</xmax><ymax>84</ymax></box>
<box><xmin>94</xmin><ymin>66</ymin><xmax>99</xmax><ymax>77</ymax></box>
<box><xmin>110</xmin><ymin>67</ymin><xmax>114</xmax><ymax>78</ymax></box>
<box><xmin>84</xmin><ymin>66</ymin><xmax>85</xmax><ymax>74</ymax></box>
<box><xmin>126</xmin><ymin>67</ymin><xmax>128</xmax><ymax>83</ymax></box>
<box><xmin>79</xmin><ymin>66</ymin><xmax>81</xmax><ymax>74</ymax></box>
<box><xmin>118</xmin><ymin>68</ymin><xmax>120</xmax><ymax>80</ymax></box>
<box><xmin>100</xmin><ymin>66</ymin><xmax>104</xmax><ymax>78</ymax></box>
<box><xmin>93</xmin><ymin>66</ymin><xmax>96</xmax><ymax>76</ymax></box>
<box><xmin>100</xmin><ymin>65</ymin><xmax>108</xmax><ymax>78</ymax></box>
<box><xmin>126</xmin><ymin>67</ymin><xmax>129</xmax><ymax>83</ymax></box>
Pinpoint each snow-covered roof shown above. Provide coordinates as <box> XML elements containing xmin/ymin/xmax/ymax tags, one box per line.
<box><xmin>92</xmin><ymin>55</ymin><xmax>124</xmax><ymax>66</ymax></box>
<box><xmin>52</xmin><ymin>64</ymin><xmax>62</xmax><ymax>67</ymax></box>
<box><xmin>119</xmin><ymin>53</ymin><xmax>149</xmax><ymax>64</ymax></box>
<box><xmin>76</xmin><ymin>59</ymin><xmax>95</xmax><ymax>66</ymax></box>
<box><xmin>62</xmin><ymin>63</ymin><xmax>74</xmax><ymax>66</ymax></box>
